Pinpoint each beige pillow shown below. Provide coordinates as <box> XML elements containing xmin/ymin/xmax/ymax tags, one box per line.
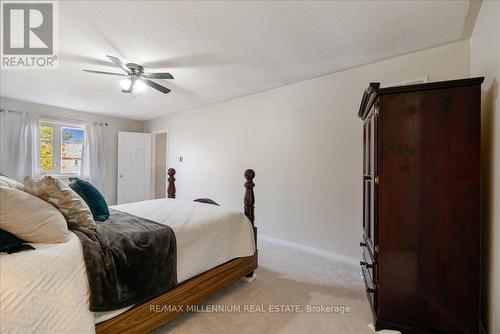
<box><xmin>24</xmin><ymin>176</ymin><xmax>96</xmax><ymax>230</ymax></box>
<box><xmin>0</xmin><ymin>186</ymin><xmax>70</xmax><ymax>243</ymax></box>
<box><xmin>0</xmin><ymin>175</ymin><xmax>25</xmax><ymax>191</ymax></box>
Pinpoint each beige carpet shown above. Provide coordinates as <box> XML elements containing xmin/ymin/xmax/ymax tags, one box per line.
<box><xmin>153</xmin><ymin>238</ymin><xmax>379</xmax><ymax>334</ymax></box>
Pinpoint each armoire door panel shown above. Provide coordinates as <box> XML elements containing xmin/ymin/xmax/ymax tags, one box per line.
<box><xmin>363</xmin><ymin>180</ymin><xmax>372</xmax><ymax>247</ymax></box>
<box><xmin>377</xmin><ymin>86</ymin><xmax>480</xmax><ymax>333</ymax></box>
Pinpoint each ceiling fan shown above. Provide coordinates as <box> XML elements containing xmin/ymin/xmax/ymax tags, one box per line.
<box><xmin>83</xmin><ymin>55</ymin><xmax>174</xmax><ymax>94</ymax></box>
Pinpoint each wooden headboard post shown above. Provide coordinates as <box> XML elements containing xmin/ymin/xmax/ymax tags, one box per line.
<box><xmin>244</xmin><ymin>169</ymin><xmax>256</xmax><ymax>246</ymax></box>
<box><xmin>167</xmin><ymin>168</ymin><xmax>176</xmax><ymax>199</ymax></box>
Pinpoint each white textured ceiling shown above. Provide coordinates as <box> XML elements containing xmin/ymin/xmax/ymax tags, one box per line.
<box><xmin>1</xmin><ymin>1</ymin><xmax>470</xmax><ymax>120</ymax></box>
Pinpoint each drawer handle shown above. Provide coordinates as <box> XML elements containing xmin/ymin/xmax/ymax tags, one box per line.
<box><xmin>360</xmin><ymin>261</ymin><xmax>374</xmax><ymax>269</ymax></box>
<box><xmin>367</xmin><ymin>287</ymin><xmax>376</xmax><ymax>294</ymax></box>
<box><xmin>360</xmin><ymin>242</ymin><xmax>367</xmax><ymax>247</ymax></box>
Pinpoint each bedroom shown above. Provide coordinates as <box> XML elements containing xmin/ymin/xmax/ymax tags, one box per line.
<box><xmin>0</xmin><ymin>1</ymin><xmax>499</xmax><ymax>333</ymax></box>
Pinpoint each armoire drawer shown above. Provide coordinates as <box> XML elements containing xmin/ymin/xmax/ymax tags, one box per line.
<box><xmin>362</xmin><ymin>264</ymin><xmax>377</xmax><ymax>311</ymax></box>
<box><xmin>360</xmin><ymin>239</ymin><xmax>375</xmax><ymax>257</ymax></box>
<box><xmin>361</xmin><ymin>250</ymin><xmax>376</xmax><ymax>282</ymax></box>
<box><xmin>360</xmin><ymin>240</ymin><xmax>376</xmax><ymax>270</ymax></box>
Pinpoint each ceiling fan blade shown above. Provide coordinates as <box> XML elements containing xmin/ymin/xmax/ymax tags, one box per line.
<box><xmin>83</xmin><ymin>69</ymin><xmax>126</xmax><ymax>76</ymax></box>
<box><xmin>143</xmin><ymin>79</ymin><xmax>171</xmax><ymax>94</ymax></box>
<box><xmin>61</xmin><ymin>53</ymin><xmax>112</xmax><ymax>67</ymax></box>
<box><xmin>142</xmin><ymin>53</ymin><xmax>225</xmax><ymax>68</ymax></box>
<box><xmin>142</xmin><ymin>72</ymin><xmax>174</xmax><ymax>79</ymax></box>
<box><xmin>106</xmin><ymin>55</ymin><xmax>131</xmax><ymax>74</ymax></box>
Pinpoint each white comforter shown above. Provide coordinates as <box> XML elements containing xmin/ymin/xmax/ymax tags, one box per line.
<box><xmin>0</xmin><ymin>198</ymin><xmax>255</xmax><ymax>334</ymax></box>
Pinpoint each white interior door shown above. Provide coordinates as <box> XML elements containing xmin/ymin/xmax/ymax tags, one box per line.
<box><xmin>117</xmin><ymin>132</ymin><xmax>151</xmax><ymax>204</ymax></box>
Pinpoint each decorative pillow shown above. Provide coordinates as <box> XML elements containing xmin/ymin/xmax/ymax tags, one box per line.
<box><xmin>0</xmin><ymin>186</ymin><xmax>70</xmax><ymax>243</ymax></box>
<box><xmin>69</xmin><ymin>178</ymin><xmax>110</xmax><ymax>221</ymax></box>
<box><xmin>24</xmin><ymin>176</ymin><xmax>96</xmax><ymax>230</ymax></box>
<box><xmin>0</xmin><ymin>175</ymin><xmax>25</xmax><ymax>191</ymax></box>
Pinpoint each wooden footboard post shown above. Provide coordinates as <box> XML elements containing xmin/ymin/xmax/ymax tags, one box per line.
<box><xmin>244</xmin><ymin>169</ymin><xmax>257</xmax><ymax>278</ymax></box>
<box><xmin>167</xmin><ymin>168</ymin><xmax>176</xmax><ymax>199</ymax></box>
<box><xmin>244</xmin><ymin>169</ymin><xmax>256</xmax><ymax>237</ymax></box>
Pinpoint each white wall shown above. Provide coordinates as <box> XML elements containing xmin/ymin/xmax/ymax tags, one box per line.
<box><xmin>0</xmin><ymin>98</ymin><xmax>144</xmax><ymax>205</ymax></box>
<box><xmin>470</xmin><ymin>1</ymin><xmax>500</xmax><ymax>332</ymax></box>
<box><xmin>145</xmin><ymin>40</ymin><xmax>470</xmax><ymax>259</ymax></box>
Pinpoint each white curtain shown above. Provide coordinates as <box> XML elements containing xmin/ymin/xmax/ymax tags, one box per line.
<box><xmin>81</xmin><ymin>123</ymin><xmax>107</xmax><ymax>199</ymax></box>
<box><xmin>0</xmin><ymin>110</ymin><xmax>40</xmax><ymax>181</ymax></box>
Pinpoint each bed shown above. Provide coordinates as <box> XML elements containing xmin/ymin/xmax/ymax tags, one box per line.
<box><xmin>0</xmin><ymin>169</ymin><xmax>257</xmax><ymax>334</ymax></box>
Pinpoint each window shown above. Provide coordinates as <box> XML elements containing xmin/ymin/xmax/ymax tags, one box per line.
<box><xmin>39</xmin><ymin>122</ymin><xmax>85</xmax><ymax>176</ymax></box>
<box><xmin>61</xmin><ymin>127</ymin><xmax>84</xmax><ymax>174</ymax></box>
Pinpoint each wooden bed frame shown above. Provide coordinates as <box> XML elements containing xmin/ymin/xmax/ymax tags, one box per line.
<box><xmin>96</xmin><ymin>169</ymin><xmax>258</xmax><ymax>334</ymax></box>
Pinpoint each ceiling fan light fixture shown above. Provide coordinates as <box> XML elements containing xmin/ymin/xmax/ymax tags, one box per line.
<box><xmin>134</xmin><ymin>80</ymin><xmax>146</xmax><ymax>93</ymax></box>
<box><xmin>120</xmin><ymin>78</ymin><xmax>132</xmax><ymax>90</ymax></box>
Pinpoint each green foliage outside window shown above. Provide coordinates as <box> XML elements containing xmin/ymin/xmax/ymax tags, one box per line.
<box><xmin>40</xmin><ymin>126</ymin><xmax>53</xmax><ymax>173</ymax></box>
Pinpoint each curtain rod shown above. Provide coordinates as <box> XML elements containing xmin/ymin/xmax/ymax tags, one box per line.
<box><xmin>0</xmin><ymin>109</ymin><xmax>109</xmax><ymax>126</ymax></box>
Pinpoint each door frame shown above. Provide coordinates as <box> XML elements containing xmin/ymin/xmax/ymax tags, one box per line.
<box><xmin>150</xmin><ymin>128</ymin><xmax>169</xmax><ymax>199</ymax></box>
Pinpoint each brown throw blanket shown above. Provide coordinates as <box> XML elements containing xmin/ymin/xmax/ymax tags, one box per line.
<box><xmin>72</xmin><ymin>208</ymin><xmax>177</xmax><ymax>312</ymax></box>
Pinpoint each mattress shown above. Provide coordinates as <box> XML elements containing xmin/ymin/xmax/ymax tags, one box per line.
<box><xmin>0</xmin><ymin>198</ymin><xmax>255</xmax><ymax>333</ymax></box>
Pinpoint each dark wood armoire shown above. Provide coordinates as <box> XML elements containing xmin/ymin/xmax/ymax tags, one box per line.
<box><xmin>358</xmin><ymin>77</ymin><xmax>484</xmax><ymax>334</ymax></box>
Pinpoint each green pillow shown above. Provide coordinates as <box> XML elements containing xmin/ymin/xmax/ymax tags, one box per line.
<box><xmin>69</xmin><ymin>179</ymin><xmax>109</xmax><ymax>222</ymax></box>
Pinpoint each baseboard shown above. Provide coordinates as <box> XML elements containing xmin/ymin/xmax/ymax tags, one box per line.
<box><xmin>259</xmin><ymin>234</ymin><xmax>359</xmax><ymax>266</ymax></box>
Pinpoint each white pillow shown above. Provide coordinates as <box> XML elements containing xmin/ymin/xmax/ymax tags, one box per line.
<box><xmin>0</xmin><ymin>186</ymin><xmax>70</xmax><ymax>243</ymax></box>
<box><xmin>0</xmin><ymin>175</ymin><xmax>25</xmax><ymax>191</ymax></box>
